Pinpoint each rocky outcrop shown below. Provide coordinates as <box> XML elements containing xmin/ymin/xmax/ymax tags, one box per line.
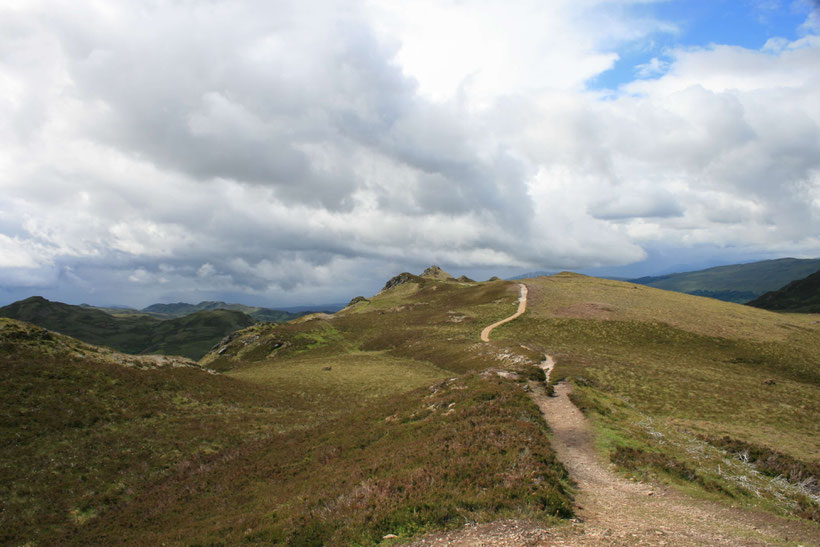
<box><xmin>382</xmin><ymin>272</ymin><xmax>424</xmax><ymax>291</ymax></box>
<box><xmin>347</xmin><ymin>296</ymin><xmax>369</xmax><ymax>307</ymax></box>
<box><xmin>422</xmin><ymin>265</ymin><xmax>455</xmax><ymax>280</ymax></box>
<box><xmin>457</xmin><ymin>275</ymin><xmax>475</xmax><ymax>283</ymax></box>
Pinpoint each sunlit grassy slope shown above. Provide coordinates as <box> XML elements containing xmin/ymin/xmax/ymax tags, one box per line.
<box><xmin>494</xmin><ymin>273</ymin><xmax>819</xmax><ymax>520</ymax></box>
<box><xmin>6</xmin><ymin>270</ymin><xmax>818</xmax><ymax>544</ymax></box>
<box><xmin>3</xmin><ymin>277</ymin><xmax>575</xmax><ymax>545</ymax></box>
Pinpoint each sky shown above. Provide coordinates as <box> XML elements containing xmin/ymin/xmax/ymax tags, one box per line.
<box><xmin>1</xmin><ymin>0</ymin><xmax>819</xmax><ymax>308</ymax></box>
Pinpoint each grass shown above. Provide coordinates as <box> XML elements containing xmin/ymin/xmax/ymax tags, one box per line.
<box><xmin>628</xmin><ymin>257</ymin><xmax>820</xmax><ymax>302</ymax></box>
<box><xmin>0</xmin><ymin>297</ymin><xmax>257</xmax><ymax>359</ymax></box>
<box><xmin>0</xmin><ymin>320</ymin><xmax>309</xmax><ymax>545</ymax></box>
<box><xmin>65</xmin><ymin>373</ymin><xmax>573</xmax><ymax>546</ymax></box>
<box><xmin>499</xmin><ymin>274</ymin><xmax>820</xmax><ymax>521</ymax></box>
<box><xmin>9</xmin><ymin>269</ymin><xmax>815</xmax><ymax>543</ymax></box>
<box><xmin>2</xmin><ymin>278</ymin><xmax>575</xmax><ymax>545</ymax></box>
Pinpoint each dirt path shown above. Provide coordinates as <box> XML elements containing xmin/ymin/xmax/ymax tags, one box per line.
<box><xmin>411</xmin><ymin>354</ymin><xmax>820</xmax><ymax>545</ymax></box>
<box><xmin>480</xmin><ymin>284</ymin><xmax>528</xmax><ymax>342</ymax></box>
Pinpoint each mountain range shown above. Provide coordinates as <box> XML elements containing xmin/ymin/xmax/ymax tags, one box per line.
<box><xmin>625</xmin><ymin>257</ymin><xmax>820</xmax><ymax>303</ymax></box>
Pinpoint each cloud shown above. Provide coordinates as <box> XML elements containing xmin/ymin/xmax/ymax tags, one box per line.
<box><xmin>0</xmin><ymin>1</ymin><xmax>818</xmax><ymax>306</ymax></box>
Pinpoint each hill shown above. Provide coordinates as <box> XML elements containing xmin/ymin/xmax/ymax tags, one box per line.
<box><xmin>1</xmin><ymin>273</ymin><xmax>574</xmax><ymax>545</ymax></box>
<box><xmin>3</xmin><ymin>267</ymin><xmax>819</xmax><ymax>545</ymax></box>
<box><xmin>0</xmin><ymin>297</ymin><xmax>255</xmax><ymax>359</ymax></box>
<box><xmin>628</xmin><ymin>257</ymin><xmax>820</xmax><ymax>303</ymax></box>
<box><xmin>141</xmin><ymin>300</ymin><xmax>311</xmax><ymax>322</ymax></box>
<box><xmin>747</xmin><ymin>269</ymin><xmax>820</xmax><ymax>313</ymax></box>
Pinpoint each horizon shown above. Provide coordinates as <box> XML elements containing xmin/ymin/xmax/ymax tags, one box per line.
<box><xmin>2</xmin><ymin>1</ymin><xmax>819</xmax><ymax>308</ymax></box>
<box><xmin>2</xmin><ymin>255</ymin><xmax>817</xmax><ymax>309</ymax></box>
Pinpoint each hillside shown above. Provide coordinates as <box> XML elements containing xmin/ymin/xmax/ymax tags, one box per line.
<box><xmin>3</xmin><ymin>268</ymin><xmax>819</xmax><ymax>545</ymax></box>
<box><xmin>1</xmin><ymin>274</ymin><xmax>574</xmax><ymax>545</ymax></box>
<box><xmin>747</xmin><ymin>269</ymin><xmax>820</xmax><ymax>313</ymax></box>
<box><xmin>628</xmin><ymin>257</ymin><xmax>820</xmax><ymax>303</ymax></box>
<box><xmin>0</xmin><ymin>297</ymin><xmax>255</xmax><ymax>359</ymax></box>
<box><xmin>141</xmin><ymin>300</ymin><xmax>311</xmax><ymax>322</ymax></box>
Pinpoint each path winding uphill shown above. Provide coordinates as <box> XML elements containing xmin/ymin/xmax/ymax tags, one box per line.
<box><xmin>413</xmin><ymin>282</ymin><xmax>820</xmax><ymax>546</ymax></box>
<box><xmin>480</xmin><ymin>283</ymin><xmax>528</xmax><ymax>342</ymax></box>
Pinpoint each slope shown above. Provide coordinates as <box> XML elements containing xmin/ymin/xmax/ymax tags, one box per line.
<box><xmin>141</xmin><ymin>300</ymin><xmax>311</xmax><ymax>322</ymax></box>
<box><xmin>495</xmin><ymin>273</ymin><xmax>819</xmax><ymax>526</ymax></box>
<box><xmin>628</xmin><ymin>257</ymin><xmax>820</xmax><ymax>303</ymax></box>
<box><xmin>0</xmin><ymin>318</ymin><xmax>298</xmax><ymax>545</ymax></box>
<box><xmin>0</xmin><ymin>297</ymin><xmax>255</xmax><ymax>359</ymax></box>
<box><xmin>747</xmin><ymin>269</ymin><xmax>820</xmax><ymax>313</ymax></box>
<box><xmin>4</xmin><ymin>271</ymin><xmax>575</xmax><ymax>545</ymax></box>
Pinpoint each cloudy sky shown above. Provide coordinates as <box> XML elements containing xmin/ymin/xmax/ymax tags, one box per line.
<box><xmin>1</xmin><ymin>0</ymin><xmax>819</xmax><ymax>308</ymax></box>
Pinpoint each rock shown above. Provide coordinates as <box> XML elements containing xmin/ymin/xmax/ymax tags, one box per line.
<box><xmin>421</xmin><ymin>265</ymin><xmax>455</xmax><ymax>280</ymax></box>
<box><xmin>383</xmin><ymin>533</ymin><xmax>398</xmax><ymax>539</ymax></box>
<box><xmin>763</xmin><ymin>378</ymin><xmax>776</xmax><ymax>385</ymax></box>
<box><xmin>647</xmin><ymin>491</ymin><xmax>654</xmax><ymax>496</ymax></box>
<box><xmin>457</xmin><ymin>275</ymin><xmax>475</xmax><ymax>282</ymax></box>
<box><xmin>347</xmin><ymin>296</ymin><xmax>369</xmax><ymax>306</ymax></box>
<box><xmin>487</xmin><ymin>276</ymin><xmax>501</xmax><ymax>281</ymax></box>
<box><xmin>382</xmin><ymin>272</ymin><xmax>423</xmax><ymax>291</ymax></box>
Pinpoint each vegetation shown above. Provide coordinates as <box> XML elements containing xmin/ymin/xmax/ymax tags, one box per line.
<box><xmin>140</xmin><ymin>300</ymin><xmax>315</xmax><ymax>322</ymax></box>
<box><xmin>2</xmin><ymin>271</ymin><xmax>575</xmax><ymax>544</ymax></box>
<box><xmin>628</xmin><ymin>257</ymin><xmax>820</xmax><ymax>303</ymax></box>
<box><xmin>747</xmin><ymin>269</ymin><xmax>820</xmax><ymax>313</ymax></box>
<box><xmin>4</xmin><ymin>265</ymin><xmax>818</xmax><ymax>544</ymax></box>
<box><xmin>498</xmin><ymin>273</ymin><xmax>819</xmax><ymax>521</ymax></box>
<box><xmin>0</xmin><ymin>297</ymin><xmax>255</xmax><ymax>359</ymax></box>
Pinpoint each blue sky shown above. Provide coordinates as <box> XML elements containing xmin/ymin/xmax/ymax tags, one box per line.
<box><xmin>591</xmin><ymin>0</ymin><xmax>817</xmax><ymax>90</ymax></box>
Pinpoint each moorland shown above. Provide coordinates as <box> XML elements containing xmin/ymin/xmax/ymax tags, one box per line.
<box><xmin>1</xmin><ymin>266</ymin><xmax>818</xmax><ymax>545</ymax></box>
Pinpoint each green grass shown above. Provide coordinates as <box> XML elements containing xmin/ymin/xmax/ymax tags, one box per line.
<box><xmin>502</xmin><ymin>274</ymin><xmax>820</xmax><ymax>521</ymax></box>
<box><xmin>228</xmin><ymin>351</ymin><xmax>450</xmax><ymax>405</ymax></box>
<box><xmin>1</xmin><ymin>277</ymin><xmax>574</xmax><ymax>545</ymax></box>
<box><xmin>0</xmin><ymin>297</ymin><xmax>257</xmax><ymax>360</ymax></box>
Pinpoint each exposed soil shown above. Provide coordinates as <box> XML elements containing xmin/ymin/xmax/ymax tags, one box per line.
<box><xmin>480</xmin><ymin>284</ymin><xmax>528</xmax><ymax>342</ymax></box>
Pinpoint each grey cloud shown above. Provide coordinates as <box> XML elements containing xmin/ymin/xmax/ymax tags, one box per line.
<box><xmin>589</xmin><ymin>192</ymin><xmax>684</xmax><ymax>220</ymax></box>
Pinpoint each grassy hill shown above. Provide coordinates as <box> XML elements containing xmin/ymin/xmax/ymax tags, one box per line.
<box><xmin>628</xmin><ymin>257</ymin><xmax>820</xmax><ymax>303</ymax></box>
<box><xmin>0</xmin><ymin>297</ymin><xmax>255</xmax><ymax>359</ymax></box>
<box><xmin>3</xmin><ymin>267</ymin><xmax>818</xmax><ymax>544</ymax></box>
<box><xmin>141</xmin><ymin>300</ymin><xmax>311</xmax><ymax>322</ymax></box>
<box><xmin>501</xmin><ymin>273</ymin><xmax>819</xmax><ymax>519</ymax></box>
<box><xmin>747</xmin><ymin>269</ymin><xmax>820</xmax><ymax>313</ymax></box>
<box><xmin>1</xmin><ymin>271</ymin><xmax>574</xmax><ymax>545</ymax></box>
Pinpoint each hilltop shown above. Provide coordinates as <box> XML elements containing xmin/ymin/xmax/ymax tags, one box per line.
<box><xmin>747</xmin><ymin>269</ymin><xmax>820</xmax><ymax>313</ymax></box>
<box><xmin>628</xmin><ymin>257</ymin><xmax>820</xmax><ymax>303</ymax></box>
<box><xmin>0</xmin><ymin>297</ymin><xmax>255</xmax><ymax>360</ymax></box>
<box><xmin>2</xmin><ymin>267</ymin><xmax>818</xmax><ymax>545</ymax></box>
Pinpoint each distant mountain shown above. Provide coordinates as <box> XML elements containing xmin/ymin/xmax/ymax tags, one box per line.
<box><xmin>747</xmin><ymin>269</ymin><xmax>820</xmax><ymax>313</ymax></box>
<box><xmin>628</xmin><ymin>258</ymin><xmax>820</xmax><ymax>303</ymax></box>
<box><xmin>0</xmin><ymin>297</ymin><xmax>254</xmax><ymax>360</ymax></box>
<box><xmin>140</xmin><ymin>300</ymin><xmax>310</xmax><ymax>322</ymax></box>
<box><xmin>509</xmin><ymin>271</ymin><xmax>556</xmax><ymax>280</ymax></box>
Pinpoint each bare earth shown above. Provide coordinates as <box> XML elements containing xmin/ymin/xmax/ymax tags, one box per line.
<box><xmin>480</xmin><ymin>284</ymin><xmax>528</xmax><ymax>342</ymax></box>
<box><xmin>412</xmin><ymin>283</ymin><xmax>820</xmax><ymax>546</ymax></box>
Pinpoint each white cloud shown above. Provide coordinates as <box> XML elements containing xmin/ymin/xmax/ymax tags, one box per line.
<box><xmin>0</xmin><ymin>1</ymin><xmax>817</xmax><ymax>305</ymax></box>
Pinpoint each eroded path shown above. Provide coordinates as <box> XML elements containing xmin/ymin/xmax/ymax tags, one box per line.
<box><xmin>480</xmin><ymin>283</ymin><xmax>528</xmax><ymax>342</ymax></box>
<box><xmin>414</xmin><ymin>286</ymin><xmax>820</xmax><ymax>545</ymax></box>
